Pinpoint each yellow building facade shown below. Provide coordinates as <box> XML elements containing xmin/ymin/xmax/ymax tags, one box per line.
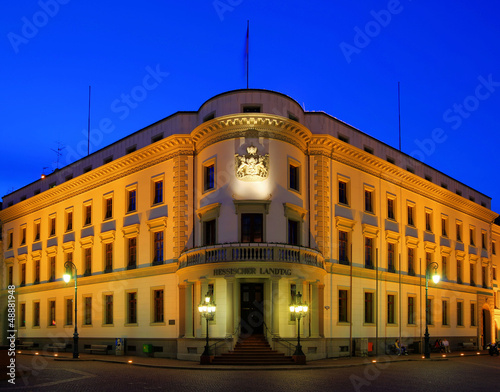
<box><xmin>1</xmin><ymin>89</ymin><xmax>498</xmax><ymax>360</ymax></box>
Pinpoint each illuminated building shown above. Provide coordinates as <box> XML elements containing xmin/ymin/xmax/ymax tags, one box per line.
<box><xmin>1</xmin><ymin>89</ymin><xmax>499</xmax><ymax>359</ymax></box>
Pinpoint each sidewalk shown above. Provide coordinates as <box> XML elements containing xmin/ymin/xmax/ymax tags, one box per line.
<box><xmin>18</xmin><ymin>349</ymin><xmax>490</xmax><ymax>371</ymax></box>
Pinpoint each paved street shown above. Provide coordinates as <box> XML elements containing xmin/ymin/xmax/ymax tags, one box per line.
<box><xmin>2</xmin><ymin>353</ymin><xmax>500</xmax><ymax>391</ymax></box>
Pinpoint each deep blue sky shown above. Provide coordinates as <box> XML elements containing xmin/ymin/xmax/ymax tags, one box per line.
<box><xmin>1</xmin><ymin>1</ymin><xmax>499</xmax><ymax>212</ymax></box>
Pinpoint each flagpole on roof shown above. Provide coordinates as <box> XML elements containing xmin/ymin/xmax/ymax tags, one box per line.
<box><xmin>398</xmin><ymin>82</ymin><xmax>401</xmax><ymax>152</ymax></box>
<box><xmin>88</xmin><ymin>85</ymin><xmax>91</xmax><ymax>156</ymax></box>
<box><xmin>246</xmin><ymin>20</ymin><xmax>249</xmax><ymax>89</ymax></box>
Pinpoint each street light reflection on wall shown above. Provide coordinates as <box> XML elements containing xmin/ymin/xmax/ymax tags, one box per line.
<box><xmin>63</xmin><ymin>261</ymin><xmax>79</xmax><ymax>359</ymax></box>
<box><xmin>424</xmin><ymin>261</ymin><xmax>440</xmax><ymax>359</ymax></box>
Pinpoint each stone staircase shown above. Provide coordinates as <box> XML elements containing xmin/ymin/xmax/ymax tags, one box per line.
<box><xmin>211</xmin><ymin>334</ymin><xmax>295</xmax><ymax>365</ymax></box>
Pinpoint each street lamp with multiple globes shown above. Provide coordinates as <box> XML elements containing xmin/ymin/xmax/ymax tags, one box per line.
<box><xmin>289</xmin><ymin>292</ymin><xmax>308</xmax><ymax>364</ymax></box>
<box><xmin>63</xmin><ymin>261</ymin><xmax>79</xmax><ymax>359</ymax></box>
<box><xmin>424</xmin><ymin>261</ymin><xmax>440</xmax><ymax>359</ymax></box>
<box><xmin>198</xmin><ymin>292</ymin><xmax>216</xmax><ymax>364</ymax></box>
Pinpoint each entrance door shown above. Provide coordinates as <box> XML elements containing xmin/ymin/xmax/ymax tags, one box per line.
<box><xmin>240</xmin><ymin>283</ymin><xmax>264</xmax><ymax>336</ymax></box>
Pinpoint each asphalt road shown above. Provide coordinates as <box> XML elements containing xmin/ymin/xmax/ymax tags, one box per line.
<box><xmin>2</xmin><ymin>355</ymin><xmax>500</xmax><ymax>391</ymax></box>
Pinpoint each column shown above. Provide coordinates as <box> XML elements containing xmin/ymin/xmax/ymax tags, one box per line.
<box><xmin>225</xmin><ymin>277</ymin><xmax>235</xmax><ymax>337</ymax></box>
<box><xmin>184</xmin><ymin>283</ymin><xmax>194</xmax><ymax>338</ymax></box>
<box><xmin>310</xmin><ymin>282</ymin><xmax>320</xmax><ymax>338</ymax></box>
<box><xmin>271</xmin><ymin>277</ymin><xmax>281</xmax><ymax>337</ymax></box>
<box><xmin>301</xmin><ymin>280</ymin><xmax>309</xmax><ymax>338</ymax></box>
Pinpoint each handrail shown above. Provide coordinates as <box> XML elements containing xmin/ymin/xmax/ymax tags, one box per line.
<box><xmin>273</xmin><ymin>337</ymin><xmax>297</xmax><ymax>356</ymax></box>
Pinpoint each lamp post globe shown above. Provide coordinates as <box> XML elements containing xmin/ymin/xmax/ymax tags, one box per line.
<box><xmin>198</xmin><ymin>292</ymin><xmax>216</xmax><ymax>364</ymax></box>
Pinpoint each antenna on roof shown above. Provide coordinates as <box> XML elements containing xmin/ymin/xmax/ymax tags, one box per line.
<box><xmin>88</xmin><ymin>85</ymin><xmax>91</xmax><ymax>156</ymax></box>
<box><xmin>398</xmin><ymin>82</ymin><xmax>402</xmax><ymax>151</ymax></box>
<box><xmin>51</xmin><ymin>142</ymin><xmax>65</xmax><ymax>169</ymax></box>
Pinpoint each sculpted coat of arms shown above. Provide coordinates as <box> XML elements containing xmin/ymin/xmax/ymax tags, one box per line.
<box><xmin>235</xmin><ymin>145</ymin><xmax>269</xmax><ymax>181</ymax></box>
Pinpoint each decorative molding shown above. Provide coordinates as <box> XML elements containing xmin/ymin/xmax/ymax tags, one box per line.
<box><xmin>283</xmin><ymin>203</ymin><xmax>307</xmax><ymax>221</ymax></box>
<box><xmin>440</xmin><ymin>246</ymin><xmax>452</xmax><ymax>256</ymax></box>
<box><xmin>235</xmin><ymin>145</ymin><xmax>269</xmax><ymax>181</ymax></box>
<box><xmin>335</xmin><ymin>216</ymin><xmax>356</xmax><ymax>232</ymax></box>
<box><xmin>122</xmin><ymin>223</ymin><xmax>140</xmax><ymax>238</ymax></box>
<box><xmin>196</xmin><ymin>203</ymin><xmax>221</xmax><ymax>221</ymax></box>
<box><xmin>362</xmin><ymin>223</ymin><xmax>379</xmax><ymax>238</ymax></box>
<box><xmin>79</xmin><ymin>236</ymin><xmax>94</xmax><ymax>248</ymax></box>
<box><xmin>45</xmin><ymin>246</ymin><xmax>58</xmax><ymax>257</ymax></box>
<box><xmin>385</xmin><ymin>230</ymin><xmax>400</xmax><ymax>243</ymax></box>
<box><xmin>405</xmin><ymin>236</ymin><xmax>419</xmax><ymax>248</ymax></box>
<box><xmin>424</xmin><ymin>241</ymin><xmax>437</xmax><ymax>252</ymax></box>
<box><xmin>147</xmin><ymin>217</ymin><xmax>167</xmax><ymax>232</ymax></box>
<box><xmin>233</xmin><ymin>200</ymin><xmax>271</xmax><ymax>215</ymax></box>
<box><xmin>62</xmin><ymin>241</ymin><xmax>75</xmax><ymax>252</ymax></box>
<box><xmin>17</xmin><ymin>254</ymin><xmax>27</xmax><ymax>263</ymax></box>
<box><xmin>99</xmin><ymin>230</ymin><xmax>116</xmax><ymax>243</ymax></box>
<box><xmin>31</xmin><ymin>250</ymin><xmax>42</xmax><ymax>260</ymax></box>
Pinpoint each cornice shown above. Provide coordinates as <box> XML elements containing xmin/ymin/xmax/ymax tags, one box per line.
<box><xmin>309</xmin><ymin>135</ymin><xmax>498</xmax><ymax>224</ymax></box>
<box><xmin>191</xmin><ymin>114</ymin><xmax>311</xmax><ymax>153</ymax></box>
<box><xmin>0</xmin><ymin>135</ymin><xmax>193</xmax><ymax>223</ymax></box>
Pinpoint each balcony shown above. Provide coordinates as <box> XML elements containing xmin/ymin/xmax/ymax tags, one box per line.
<box><xmin>178</xmin><ymin>243</ymin><xmax>324</xmax><ymax>270</ymax></box>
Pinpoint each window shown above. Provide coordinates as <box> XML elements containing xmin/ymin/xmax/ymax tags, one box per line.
<box><xmin>364</xmin><ymin>237</ymin><xmax>373</xmax><ymax>269</ymax></box>
<box><xmin>493</xmin><ymin>267</ymin><xmax>497</xmax><ymax>281</ymax></box>
<box><xmin>407</xmin><ymin>205</ymin><xmax>414</xmax><ymax>226</ymax></box>
<box><xmin>470</xmin><ymin>227</ymin><xmax>475</xmax><ymax>246</ymax></box>
<box><xmin>408</xmin><ymin>297</ymin><xmax>415</xmax><ymax>325</ymax></box>
<box><xmin>203</xmin><ymin>112</ymin><xmax>215</xmax><ymax>122</ymax></box>
<box><xmin>128</xmin><ymin>292</ymin><xmax>137</xmax><ymax>324</ymax></box>
<box><xmin>457</xmin><ymin>260</ymin><xmax>462</xmax><ymax>284</ymax></box>
<box><xmin>20</xmin><ymin>264</ymin><xmax>26</xmax><ymax>286</ymax></box>
<box><xmin>153</xmin><ymin>289</ymin><xmax>164</xmax><ymax>323</ymax></box>
<box><xmin>84</xmin><ymin>204</ymin><xmax>92</xmax><ymax>226</ymax></box>
<box><xmin>153</xmin><ymin>180</ymin><xmax>163</xmax><ymax>204</ymax></box>
<box><xmin>20</xmin><ymin>303</ymin><xmax>26</xmax><ymax>327</ymax></box>
<box><xmin>204</xmin><ymin>163</ymin><xmax>215</xmax><ymax>192</ymax></box>
<box><xmin>34</xmin><ymin>221</ymin><xmax>40</xmax><ymax>241</ymax></box>
<box><xmin>21</xmin><ymin>226</ymin><xmax>26</xmax><ymax>245</ymax></box>
<box><xmin>151</xmin><ymin>133</ymin><xmax>163</xmax><ymax>143</ymax></box>
<box><xmin>288</xmin><ymin>219</ymin><xmax>300</xmax><ymax>246</ymax></box>
<box><xmin>338</xmin><ymin>134</ymin><xmax>349</xmax><ymax>143</ymax></box>
<box><xmin>441</xmin><ymin>217</ymin><xmax>448</xmax><ymax>237</ymax></box>
<box><xmin>364</xmin><ymin>146</ymin><xmax>374</xmax><ymax>154</ymax></box>
<box><xmin>104</xmin><ymin>197</ymin><xmax>113</xmax><ymax>219</ymax></box>
<box><xmin>425</xmin><ymin>211</ymin><xmax>432</xmax><ymax>232</ymax></box>
<box><xmin>456</xmin><ymin>222</ymin><xmax>462</xmax><ymax>242</ymax></box>
<box><xmin>482</xmin><ymin>266</ymin><xmax>487</xmax><ymax>288</ymax></box>
<box><xmin>289</xmin><ymin>162</ymin><xmax>300</xmax><ymax>192</ymax></box>
<box><xmin>104</xmin><ymin>295</ymin><xmax>113</xmax><ymax>325</ymax></box>
<box><xmin>153</xmin><ymin>232</ymin><xmax>164</xmax><ymax>265</ymax></box>
<box><xmin>470</xmin><ymin>263</ymin><xmax>475</xmax><ymax>286</ymax></box>
<box><xmin>34</xmin><ymin>260</ymin><xmax>40</xmax><ymax>284</ymax></box>
<box><xmin>339</xmin><ymin>180</ymin><xmax>348</xmax><ymax>205</ymax></box>
<box><xmin>408</xmin><ymin>248</ymin><xmax>415</xmax><ymax>276</ymax></box>
<box><xmin>387</xmin><ymin>198</ymin><xmax>395</xmax><ymax>220</ymax></box>
<box><xmin>364</xmin><ymin>292</ymin><xmax>374</xmax><ymax>323</ymax></box>
<box><xmin>50</xmin><ymin>216</ymin><xmax>56</xmax><ymax>236</ymax></box>
<box><xmin>128</xmin><ymin>238</ymin><xmax>137</xmax><ymax>269</ymax></box>
<box><xmin>105</xmin><ymin>243</ymin><xmax>113</xmax><ymax>272</ymax></box>
<box><xmin>482</xmin><ymin>232</ymin><xmax>487</xmax><ymax>250</ymax></box>
<box><xmin>457</xmin><ymin>301</ymin><xmax>463</xmax><ymax>326</ymax></box>
<box><xmin>49</xmin><ymin>300</ymin><xmax>56</xmax><ymax>326</ymax></box>
<box><xmin>387</xmin><ymin>294</ymin><xmax>395</xmax><ymax>324</ymax></box>
<box><xmin>387</xmin><ymin>243</ymin><xmax>395</xmax><ymax>272</ymax></box>
<box><xmin>103</xmin><ymin>156</ymin><xmax>113</xmax><ymax>164</ymax></box>
<box><xmin>203</xmin><ymin>220</ymin><xmax>216</xmax><ymax>246</ymax></box>
<box><xmin>241</xmin><ymin>213</ymin><xmax>263</xmax><ymax>243</ymax></box>
<box><xmin>66</xmin><ymin>298</ymin><xmax>73</xmax><ymax>325</ymax></box>
<box><xmin>386</xmin><ymin>156</ymin><xmax>395</xmax><ymax>164</ymax></box>
<box><xmin>84</xmin><ymin>248</ymin><xmax>92</xmax><ymax>276</ymax></box>
<box><xmin>425</xmin><ymin>252</ymin><xmax>432</xmax><ymax>269</ymax></box>
<box><xmin>493</xmin><ymin>242</ymin><xmax>496</xmax><ymax>255</ymax></box>
<box><xmin>33</xmin><ymin>302</ymin><xmax>40</xmax><ymax>327</ymax></box>
<box><xmin>470</xmin><ymin>303</ymin><xmax>476</xmax><ymax>326</ymax></box>
<box><xmin>442</xmin><ymin>256</ymin><xmax>447</xmax><ymax>280</ymax></box>
<box><xmin>127</xmin><ymin>189</ymin><xmax>137</xmax><ymax>212</ymax></box>
<box><xmin>84</xmin><ymin>297</ymin><xmax>92</xmax><ymax>325</ymax></box>
<box><xmin>8</xmin><ymin>266</ymin><xmax>13</xmax><ymax>286</ymax></box>
<box><xmin>126</xmin><ymin>145</ymin><xmax>137</xmax><ymax>154</ymax></box>
<box><xmin>442</xmin><ymin>300</ymin><xmax>449</xmax><ymax>326</ymax></box>
<box><xmin>339</xmin><ymin>289</ymin><xmax>349</xmax><ymax>323</ymax></box>
<box><xmin>243</xmin><ymin>105</ymin><xmax>261</xmax><ymax>113</ymax></box>
<box><xmin>66</xmin><ymin>211</ymin><xmax>73</xmax><ymax>232</ymax></box>
<box><xmin>426</xmin><ymin>298</ymin><xmax>433</xmax><ymax>325</ymax></box>
<box><xmin>339</xmin><ymin>231</ymin><xmax>349</xmax><ymax>265</ymax></box>
<box><xmin>49</xmin><ymin>257</ymin><xmax>56</xmax><ymax>282</ymax></box>
<box><xmin>8</xmin><ymin>232</ymin><xmax>13</xmax><ymax>249</ymax></box>
<box><xmin>364</xmin><ymin>189</ymin><xmax>373</xmax><ymax>213</ymax></box>
<box><xmin>83</xmin><ymin>165</ymin><xmax>92</xmax><ymax>173</ymax></box>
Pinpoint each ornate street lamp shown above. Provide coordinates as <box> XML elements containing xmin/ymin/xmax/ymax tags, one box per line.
<box><xmin>289</xmin><ymin>292</ymin><xmax>308</xmax><ymax>364</ymax></box>
<box><xmin>198</xmin><ymin>292</ymin><xmax>216</xmax><ymax>364</ymax></box>
<box><xmin>63</xmin><ymin>261</ymin><xmax>79</xmax><ymax>359</ymax></box>
<box><xmin>424</xmin><ymin>262</ymin><xmax>440</xmax><ymax>359</ymax></box>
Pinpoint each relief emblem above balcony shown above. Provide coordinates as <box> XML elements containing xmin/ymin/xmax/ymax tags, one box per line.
<box><xmin>235</xmin><ymin>145</ymin><xmax>269</xmax><ymax>181</ymax></box>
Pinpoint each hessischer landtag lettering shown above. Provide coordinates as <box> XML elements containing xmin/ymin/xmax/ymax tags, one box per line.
<box><xmin>213</xmin><ymin>267</ymin><xmax>292</xmax><ymax>276</ymax></box>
